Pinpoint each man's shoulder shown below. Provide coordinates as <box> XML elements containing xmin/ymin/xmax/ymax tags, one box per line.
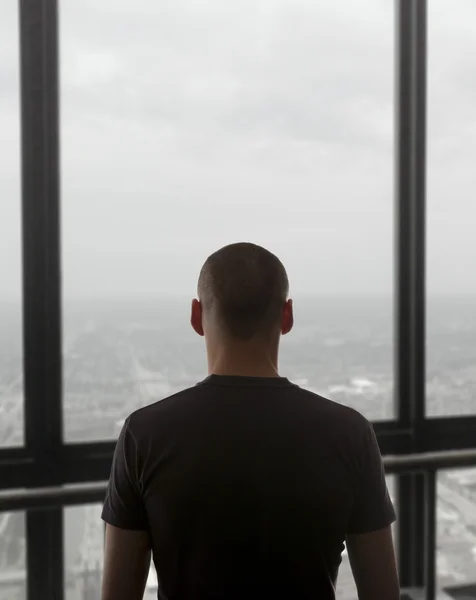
<box><xmin>123</xmin><ymin>379</ymin><xmax>372</xmax><ymax>441</ymax></box>
<box><xmin>126</xmin><ymin>384</ymin><xmax>201</xmax><ymax>430</ymax></box>
<box><xmin>292</xmin><ymin>384</ymin><xmax>371</xmax><ymax>430</ymax></box>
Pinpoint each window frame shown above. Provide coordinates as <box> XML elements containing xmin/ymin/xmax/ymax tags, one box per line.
<box><xmin>0</xmin><ymin>0</ymin><xmax>475</xmax><ymax>598</ymax></box>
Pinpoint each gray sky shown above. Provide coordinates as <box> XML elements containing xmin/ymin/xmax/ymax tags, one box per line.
<box><xmin>1</xmin><ymin>0</ymin><xmax>476</xmax><ymax>300</ymax></box>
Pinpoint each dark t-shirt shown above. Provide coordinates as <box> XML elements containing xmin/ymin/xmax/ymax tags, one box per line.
<box><xmin>102</xmin><ymin>375</ymin><xmax>396</xmax><ymax>600</ymax></box>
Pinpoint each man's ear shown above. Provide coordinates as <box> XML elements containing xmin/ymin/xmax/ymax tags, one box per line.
<box><xmin>190</xmin><ymin>298</ymin><xmax>204</xmax><ymax>336</ymax></box>
<box><xmin>281</xmin><ymin>299</ymin><xmax>294</xmax><ymax>335</ymax></box>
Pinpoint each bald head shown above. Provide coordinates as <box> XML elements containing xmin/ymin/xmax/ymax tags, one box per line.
<box><xmin>197</xmin><ymin>243</ymin><xmax>290</xmax><ymax>341</ymax></box>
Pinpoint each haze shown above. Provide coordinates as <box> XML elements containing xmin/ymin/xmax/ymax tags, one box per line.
<box><xmin>1</xmin><ymin>0</ymin><xmax>475</xmax><ymax>300</ymax></box>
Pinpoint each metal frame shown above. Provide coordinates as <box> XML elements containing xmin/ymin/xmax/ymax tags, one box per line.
<box><xmin>0</xmin><ymin>0</ymin><xmax>475</xmax><ymax>598</ymax></box>
<box><xmin>18</xmin><ymin>2</ymin><xmax>64</xmax><ymax>599</ymax></box>
<box><xmin>394</xmin><ymin>0</ymin><xmax>428</xmax><ymax>587</ymax></box>
<box><xmin>3</xmin><ymin>449</ymin><xmax>476</xmax><ymax>512</ymax></box>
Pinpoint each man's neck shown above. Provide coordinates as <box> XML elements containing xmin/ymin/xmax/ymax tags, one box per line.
<box><xmin>208</xmin><ymin>345</ymin><xmax>280</xmax><ymax>378</ymax></box>
<box><xmin>210</xmin><ymin>363</ymin><xmax>280</xmax><ymax>378</ymax></box>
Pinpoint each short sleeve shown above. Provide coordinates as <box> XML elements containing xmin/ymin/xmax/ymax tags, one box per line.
<box><xmin>101</xmin><ymin>417</ymin><xmax>149</xmax><ymax>531</ymax></box>
<box><xmin>347</xmin><ymin>419</ymin><xmax>396</xmax><ymax>535</ymax></box>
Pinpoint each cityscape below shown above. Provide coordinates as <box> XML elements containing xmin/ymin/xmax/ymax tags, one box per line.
<box><xmin>1</xmin><ymin>295</ymin><xmax>476</xmax><ymax>599</ymax></box>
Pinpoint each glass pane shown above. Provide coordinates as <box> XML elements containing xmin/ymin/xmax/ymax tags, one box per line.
<box><xmin>64</xmin><ymin>505</ymin><xmax>103</xmax><ymax>599</ymax></box>
<box><xmin>0</xmin><ymin>3</ymin><xmax>22</xmax><ymax>446</ymax></box>
<box><xmin>64</xmin><ymin>504</ymin><xmax>157</xmax><ymax>600</ymax></box>
<box><xmin>336</xmin><ymin>476</ymin><xmax>395</xmax><ymax>600</ymax></box>
<box><xmin>427</xmin><ymin>0</ymin><xmax>476</xmax><ymax>416</ymax></box>
<box><xmin>0</xmin><ymin>512</ymin><xmax>26</xmax><ymax>600</ymax></box>
<box><xmin>437</xmin><ymin>469</ymin><xmax>476</xmax><ymax>594</ymax></box>
<box><xmin>61</xmin><ymin>0</ymin><xmax>394</xmax><ymax>441</ymax></box>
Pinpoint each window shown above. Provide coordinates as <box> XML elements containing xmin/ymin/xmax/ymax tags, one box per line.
<box><xmin>0</xmin><ymin>2</ymin><xmax>22</xmax><ymax>447</ymax></box>
<box><xmin>64</xmin><ymin>505</ymin><xmax>103</xmax><ymax>600</ymax></box>
<box><xmin>427</xmin><ymin>0</ymin><xmax>476</xmax><ymax>417</ymax></box>
<box><xmin>5</xmin><ymin>2</ymin><xmax>476</xmax><ymax>599</ymax></box>
<box><xmin>0</xmin><ymin>512</ymin><xmax>26</xmax><ymax>600</ymax></box>
<box><xmin>437</xmin><ymin>469</ymin><xmax>476</xmax><ymax>595</ymax></box>
<box><xmin>60</xmin><ymin>0</ymin><xmax>394</xmax><ymax>442</ymax></box>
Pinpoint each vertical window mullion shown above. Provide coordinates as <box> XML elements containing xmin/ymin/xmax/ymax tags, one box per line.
<box><xmin>394</xmin><ymin>0</ymin><xmax>428</xmax><ymax>589</ymax></box>
<box><xmin>19</xmin><ymin>0</ymin><xmax>63</xmax><ymax>473</ymax></box>
<box><xmin>19</xmin><ymin>0</ymin><xmax>64</xmax><ymax>598</ymax></box>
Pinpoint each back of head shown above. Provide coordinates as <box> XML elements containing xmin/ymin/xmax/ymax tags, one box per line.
<box><xmin>197</xmin><ymin>242</ymin><xmax>289</xmax><ymax>341</ymax></box>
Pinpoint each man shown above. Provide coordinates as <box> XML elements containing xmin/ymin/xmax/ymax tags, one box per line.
<box><xmin>101</xmin><ymin>242</ymin><xmax>399</xmax><ymax>600</ymax></box>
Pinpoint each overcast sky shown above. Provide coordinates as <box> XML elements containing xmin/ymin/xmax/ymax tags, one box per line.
<box><xmin>1</xmin><ymin>0</ymin><xmax>476</xmax><ymax>300</ymax></box>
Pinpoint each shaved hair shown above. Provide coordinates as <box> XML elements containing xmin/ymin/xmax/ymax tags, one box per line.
<box><xmin>197</xmin><ymin>242</ymin><xmax>289</xmax><ymax>340</ymax></box>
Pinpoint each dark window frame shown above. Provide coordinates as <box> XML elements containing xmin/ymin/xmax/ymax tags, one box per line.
<box><xmin>0</xmin><ymin>0</ymin><xmax>475</xmax><ymax>598</ymax></box>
